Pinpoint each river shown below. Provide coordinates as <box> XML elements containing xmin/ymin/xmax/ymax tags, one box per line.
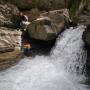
<box><xmin>0</xmin><ymin>25</ymin><xmax>89</xmax><ymax>90</ymax></box>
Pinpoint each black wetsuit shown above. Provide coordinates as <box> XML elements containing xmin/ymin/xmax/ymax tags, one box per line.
<box><xmin>11</xmin><ymin>15</ymin><xmax>27</xmax><ymax>29</ymax></box>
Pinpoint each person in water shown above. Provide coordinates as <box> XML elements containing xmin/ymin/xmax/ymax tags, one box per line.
<box><xmin>24</xmin><ymin>40</ymin><xmax>31</xmax><ymax>56</ymax></box>
<box><xmin>16</xmin><ymin>12</ymin><xmax>31</xmax><ymax>53</ymax></box>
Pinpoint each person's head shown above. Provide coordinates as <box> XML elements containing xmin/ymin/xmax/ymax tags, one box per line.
<box><xmin>20</xmin><ymin>12</ymin><xmax>23</xmax><ymax>16</ymax></box>
<box><xmin>16</xmin><ymin>12</ymin><xmax>23</xmax><ymax>16</ymax></box>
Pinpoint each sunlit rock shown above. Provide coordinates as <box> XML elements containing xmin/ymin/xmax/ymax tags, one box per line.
<box><xmin>0</xmin><ymin>27</ymin><xmax>21</xmax><ymax>51</ymax></box>
<box><xmin>0</xmin><ymin>27</ymin><xmax>22</xmax><ymax>70</ymax></box>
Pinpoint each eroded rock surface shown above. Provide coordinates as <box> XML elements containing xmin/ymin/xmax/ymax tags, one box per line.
<box><xmin>0</xmin><ymin>1</ymin><xmax>19</xmax><ymax>28</ymax></box>
<box><xmin>0</xmin><ymin>27</ymin><xmax>21</xmax><ymax>51</ymax></box>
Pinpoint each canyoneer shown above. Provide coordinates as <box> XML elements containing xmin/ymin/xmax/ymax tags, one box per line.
<box><xmin>17</xmin><ymin>12</ymin><xmax>31</xmax><ymax>52</ymax></box>
<box><xmin>24</xmin><ymin>40</ymin><xmax>31</xmax><ymax>56</ymax></box>
<box><xmin>19</xmin><ymin>12</ymin><xmax>30</xmax><ymax>31</ymax></box>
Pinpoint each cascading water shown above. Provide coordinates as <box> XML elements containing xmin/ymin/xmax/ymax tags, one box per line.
<box><xmin>50</xmin><ymin>25</ymin><xmax>87</xmax><ymax>74</ymax></box>
<box><xmin>0</xmin><ymin>25</ymin><xmax>89</xmax><ymax>90</ymax></box>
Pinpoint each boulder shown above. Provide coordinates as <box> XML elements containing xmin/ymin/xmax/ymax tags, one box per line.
<box><xmin>27</xmin><ymin>17</ymin><xmax>57</xmax><ymax>41</ymax></box>
<box><xmin>40</xmin><ymin>9</ymin><xmax>70</xmax><ymax>30</ymax></box>
<box><xmin>7</xmin><ymin>0</ymin><xmax>66</xmax><ymax>10</ymax></box>
<box><xmin>27</xmin><ymin>9</ymin><xmax>70</xmax><ymax>41</ymax></box>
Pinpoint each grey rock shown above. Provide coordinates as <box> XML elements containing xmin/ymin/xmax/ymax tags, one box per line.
<box><xmin>27</xmin><ymin>9</ymin><xmax>70</xmax><ymax>41</ymax></box>
<box><xmin>27</xmin><ymin>17</ymin><xmax>57</xmax><ymax>41</ymax></box>
<box><xmin>83</xmin><ymin>30</ymin><xmax>90</xmax><ymax>47</ymax></box>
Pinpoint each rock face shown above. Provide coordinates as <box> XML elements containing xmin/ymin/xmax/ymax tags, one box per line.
<box><xmin>5</xmin><ymin>0</ymin><xmax>89</xmax><ymax>26</ymax></box>
<box><xmin>68</xmin><ymin>0</ymin><xmax>86</xmax><ymax>21</ymax></box>
<box><xmin>23</xmin><ymin>8</ymin><xmax>40</xmax><ymax>22</ymax></box>
<box><xmin>7</xmin><ymin>0</ymin><xmax>66</xmax><ymax>10</ymax></box>
<box><xmin>0</xmin><ymin>49</ymin><xmax>22</xmax><ymax>70</ymax></box>
<box><xmin>78</xmin><ymin>0</ymin><xmax>90</xmax><ymax>26</ymax></box>
<box><xmin>27</xmin><ymin>9</ymin><xmax>70</xmax><ymax>41</ymax></box>
<box><xmin>0</xmin><ymin>27</ymin><xmax>22</xmax><ymax>52</ymax></box>
<box><xmin>67</xmin><ymin>0</ymin><xmax>90</xmax><ymax>26</ymax></box>
<box><xmin>83</xmin><ymin>26</ymin><xmax>90</xmax><ymax>47</ymax></box>
<box><xmin>0</xmin><ymin>1</ymin><xmax>19</xmax><ymax>27</ymax></box>
<box><xmin>79</xmin><ymin>0</ymin><xmax>90</xmax><ymax>48</ymax></box>
<box><xmin>0</xmin><ymin>27</ymin><xmax>22</xmax><ymax>70</ymax></box>
<box><xmin>0</xmin><ymin>1</ymin><xmax>22</xmax><ymax>70</ymax></box>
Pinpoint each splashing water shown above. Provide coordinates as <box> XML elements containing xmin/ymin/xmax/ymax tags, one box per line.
<box><xmin>50</xmin><ymin>25</ymin><xmax>87</xmax><ymax>74</ymax></box>
<box><xmin>0</xmin><ymin>25</ymin><xmax>89</xmax><ymax>90</ymax></box>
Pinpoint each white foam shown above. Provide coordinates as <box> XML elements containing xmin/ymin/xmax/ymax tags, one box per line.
<box><xmin>0</xmin><ymin>25</ymin><xmax>89</xmax><ymax>90</ymax></box>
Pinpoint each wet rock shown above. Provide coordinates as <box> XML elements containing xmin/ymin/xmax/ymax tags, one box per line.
<box><xmin>83</xmin><ymin>25</ymin><xmax>90</xmax><ymax>47</ymax></box>
<box><xmin>27</xmin><ymin>17</ymin><xmax>57</xmax><ymax>41</ymax></box>
<box><xmin>78</xmin><ymin>0</ymin><xmax>90</xmax><ymax>26</ymax></box>
<box><xmin>68</xmin><ymin>0</ymin><xmax>90</xmax><ymax>26</ymax></box>
<box><xmin>27</xmin><ymin>9</ymin><xmax>70</xmax><ymax>41</ymax></box>
<box><xmin>78</xmin><ymin>15</ymin><xmax>90</xmax><ymax>26</ymax></box>
<box><xmin>68</xmin><ymin>0</ymin><xmax>86</xmax><ymax>24</ymax></box>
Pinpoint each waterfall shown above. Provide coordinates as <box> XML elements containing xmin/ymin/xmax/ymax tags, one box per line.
<box><xmin>50</xmin><ymin>25</ymin><xmax>87</xmax><ymax>74</ymax></box>
<box><xmin>0</xmin><ymin>25</ymin><xmax>89</xmax><ymax>90</ymax></box>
